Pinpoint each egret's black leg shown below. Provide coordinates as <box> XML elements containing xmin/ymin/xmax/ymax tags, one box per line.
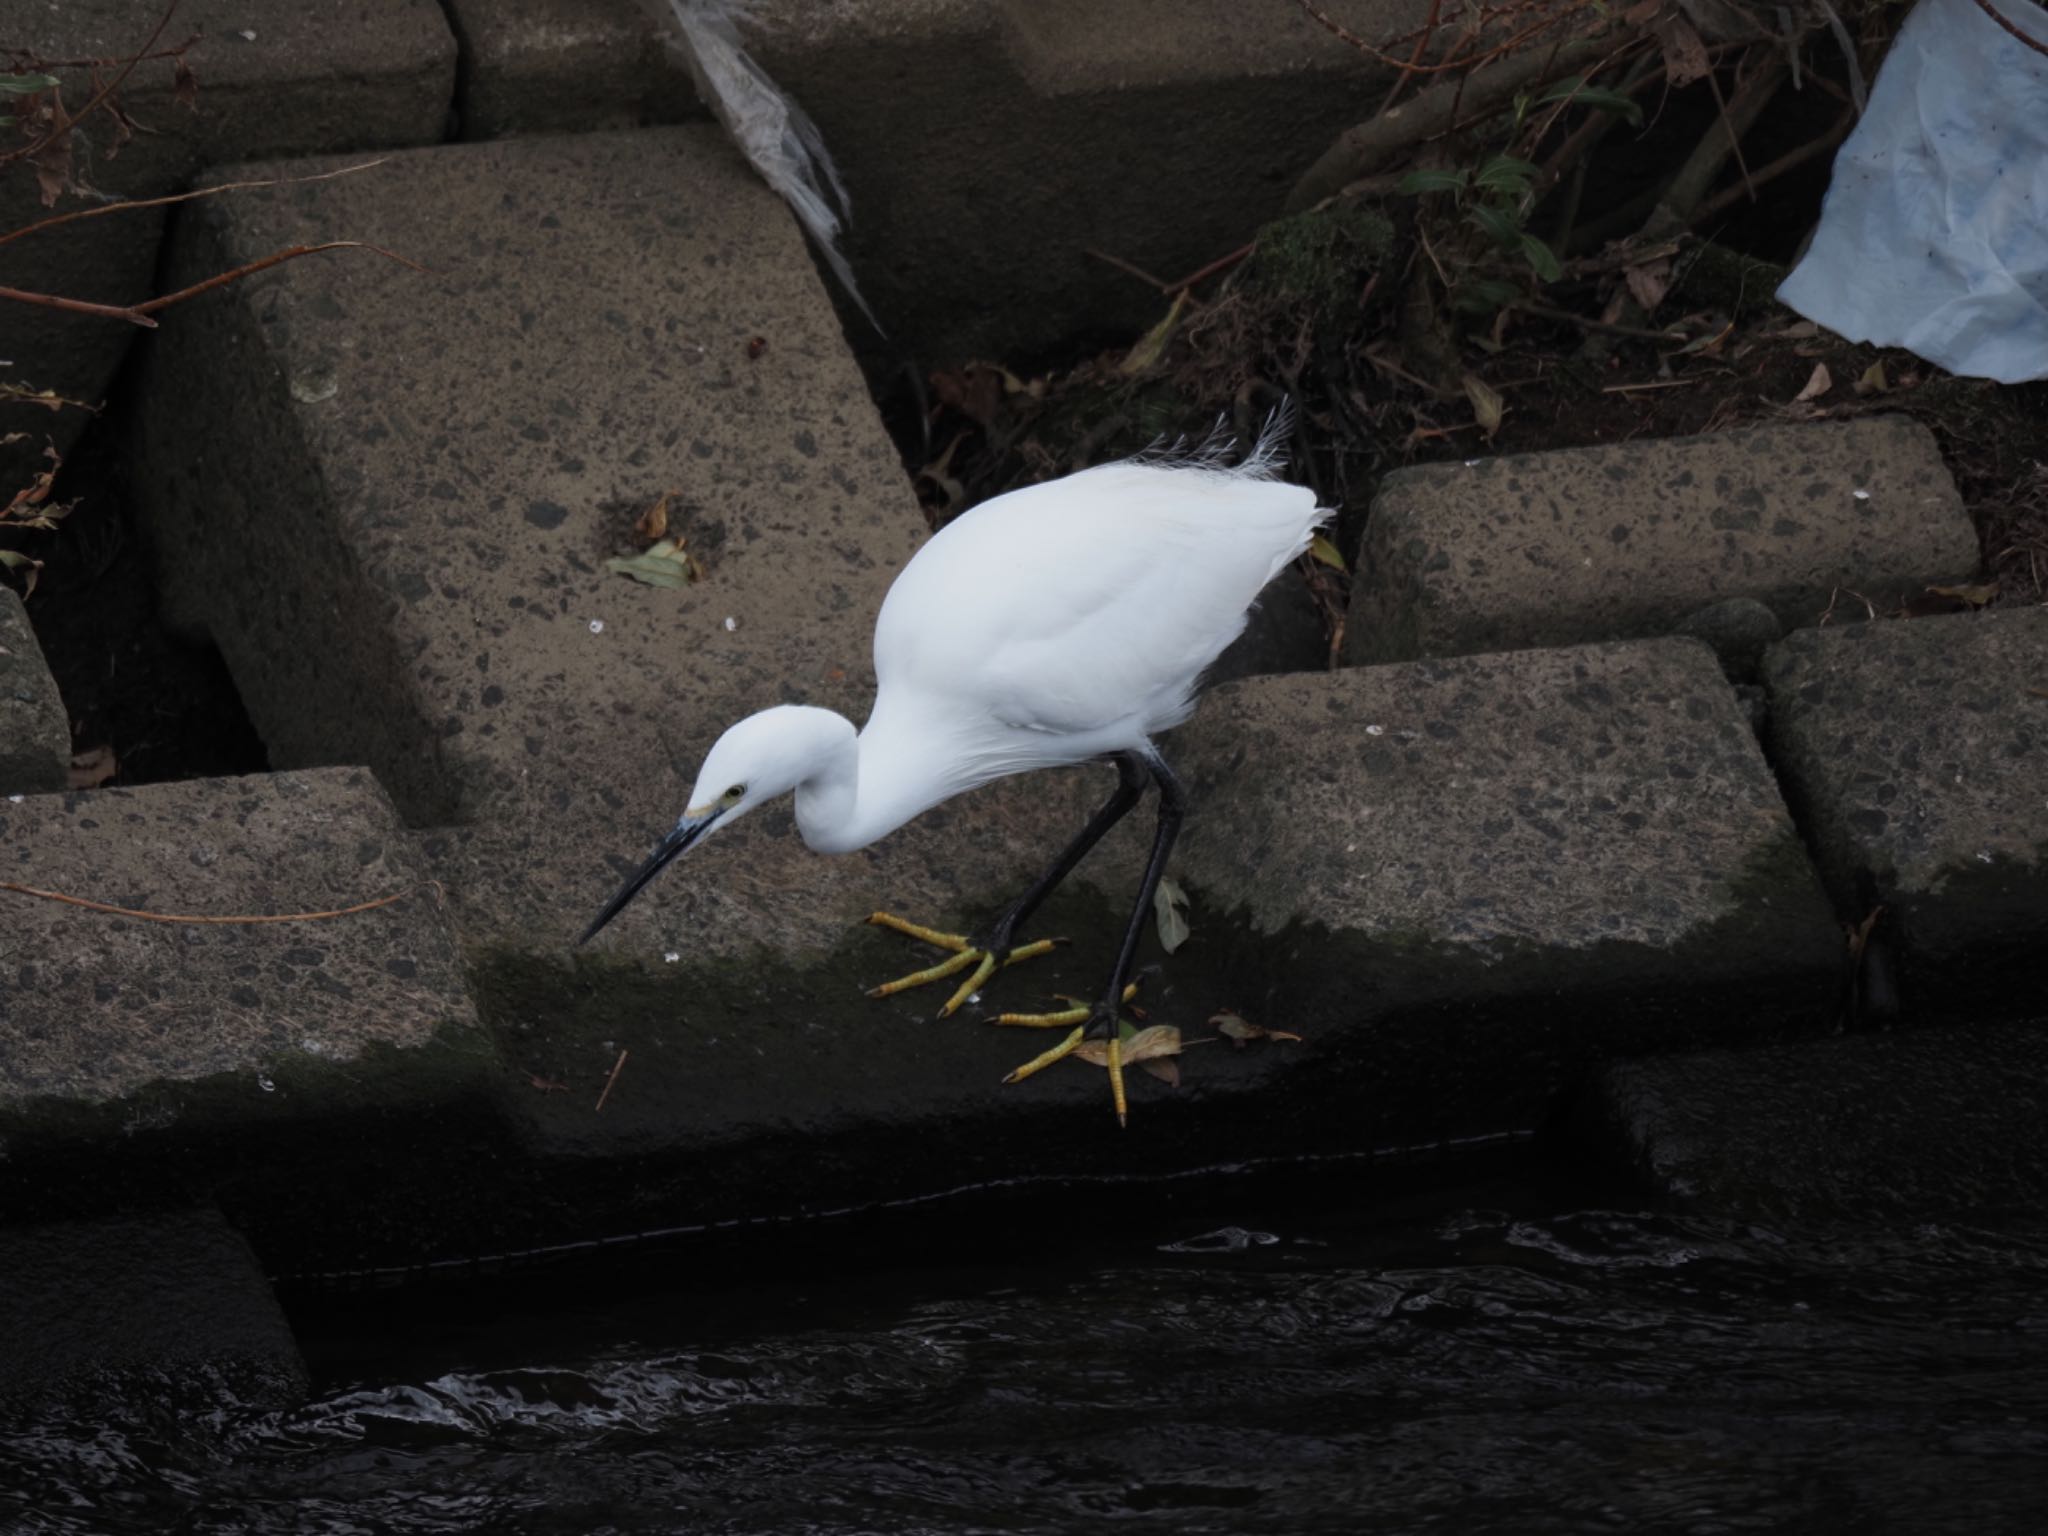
<box><xmin>866</xmin><ymin>751</ymin><xmax>1149</xmax><ymax>1014</ymax></box>
<box><xmin>1091</xmin><ymin>751</ymin><xmax>1186</xmax><ymax>1036</ymax></box>
<box><xmin>979</xmin><ymin>750</ymin><xmax>1149</xmax><ymax>952</ymax></box>
<box><xmin>1003</xmin><ymin>752</ymin><xmax>1189</xmax><ymax>1124</ymax></box>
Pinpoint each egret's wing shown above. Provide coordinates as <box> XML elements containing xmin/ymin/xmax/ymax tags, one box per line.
<box><xmin>875</xmin><ymin>461</ymin><xmax>1326</xmax><ymax>739</ymax></box>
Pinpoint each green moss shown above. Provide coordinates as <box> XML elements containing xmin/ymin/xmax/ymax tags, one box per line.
<box><xmin>1669</xmin><ymin>242</ymin><xmax>1788</xmax><ymax>319</ymax></box>
<box><xmin>1244</xmin><ymin>206</ymin><xmax>1395</xmax><ymax>313</ymax></box>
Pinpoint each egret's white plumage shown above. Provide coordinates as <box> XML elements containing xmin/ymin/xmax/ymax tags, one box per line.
<box><xmin>582</xmin><ymin>414</ymin><xmax>1329</xmax><ymax>1115</ymax></box>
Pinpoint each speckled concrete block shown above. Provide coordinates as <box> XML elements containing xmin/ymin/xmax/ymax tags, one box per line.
<box><xmin>1582</xmin><ymin>1020</ymin><xmax>2048</xmax><ymax>1218</ymax></box>
<box><xmin>0</xmin><ymin>0</ymin><xmax>454</xmax><ymax>495</ymax></box>
<box><xmin>121</xmin><ymin>128</ymin><xmax>1073</xmax><ymax>987</ymax></box>
<box><xmin>0</xmin><ymin>768</ymin><xmax>494</xmax><ymax>1226</ymax></box>
<box><xmin>0</xmin><ymin>1208</ymin><xmax>304</xmax><ymax>1415</ymax></box>
<box><xmin>1761</xmin><ymin>607</ymin><xmax>2048</xmax><ymax>1020</ymax></box>
<box><xmin>1156</xmin><ymin>636</ymin><xmax>1843</xmax><ymax>1131</ymax></box>
<box><xmin>0</xmin><ymin>589</ymin><xmax>69</xmax><ymax>794</ymax></box>
<box><xmin>1347</xmin><ymin>417</ymin><xmax>1977</xmax><ymax>665</ymax></box>
<box><xmin>445</xmin><ymin>0</ymin><xmax>1405</xmax><ymax>361</ymax></box>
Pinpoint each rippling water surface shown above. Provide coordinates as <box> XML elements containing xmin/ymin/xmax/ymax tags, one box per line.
<box><xmin>6</xmin><ymin>1184</ymin><xmax>2046</xmax><ymax>1534</ymax></box>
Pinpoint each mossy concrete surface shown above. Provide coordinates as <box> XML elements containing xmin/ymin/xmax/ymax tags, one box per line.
<box><xmin>0</xmin><ymin>1207</ymin><xmax>305</xmax><ymax>1418</ymax></box>
<box><xmin>1158</xmin><ymin>638</ymin><xmax>1845</xmax><ymax>1133</ymax></box>
<box><xmin>0</xmin><ymin>768</ymin><xmax>498</xmax><ymax>1245</ymax></box>
<box><xmin>0</xmin><ymin>0</ymin><xmax>454</xmax><ymax>493</ymax></box>
<box><xmin>1581</xmin><ymin>1020</ymin><xmax>2048</xmax><ymax>1219</ymax></box>
<box><xmin>1347</xmin><ymin>416</ymin><xmax>1977</xmax><ymax>665</ymax></box>
<box><xmin>1761</xmin><ymin>607</ymin><xmax>2048</xmax><ymax>1020</ymax></box>
<box><xmin>0</xmin><ymin>588</ymin><xmax>69</xmax><ymax>794</ymax></box>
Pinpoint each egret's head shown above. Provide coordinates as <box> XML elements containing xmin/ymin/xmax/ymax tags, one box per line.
<box><xmin>577</xmin><ymin>706</ymin><xmax>846</xmax><ymax>945</ymax></box>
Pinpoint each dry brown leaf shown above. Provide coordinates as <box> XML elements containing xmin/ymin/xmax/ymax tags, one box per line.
<box><xmin>68</xmin><ymin>745</ymin><xmax>117</xmax><ymax>789</ymax></box>
<box><xmin>1927</xmin><ymin>582</ymin><xmax>1998</xmax><ymax>608</ymax></box>
<box><xmin>1139</xmin><ymin>1058</ymin><xmax>1180</xmax><ymax>1087</ymax></box>
<box><xmin>1793</xmin><ymin>363</ymin><xmax>1832</xmax><ymax>403</ymax></box>
<box><xmin>634</xmin><ymin>492</ymin><xmax>672</xmax><ymax>542</ymax></box>
<box><xmin>1074</xmin><ymin>1024</ymin><xmax>1182</xmax><ymax>1068</ymax></box>
<box><xmin>1853</xmin><ymin>360</ymin><xmax>1889</xmax><ymax>396</ymax></box>
<box><xmin>1653</xmin><ymin>17</ymin><xmax>1712</xmax><ymax>87</ymax></box>
<box><xmin>1461</xmin><ymin>373</ymin><xmax>1504</xmax><ymax>439</ymax></box>
<box><xmin>1210</xmin><ymin>1011</ymin><xmax>1304</xmax><ymax>1047</ymax></box>
<box><xmin>1624</xmin><ymin>258</ymin><xmax>1672</xmax><ymax>312</ymax></box>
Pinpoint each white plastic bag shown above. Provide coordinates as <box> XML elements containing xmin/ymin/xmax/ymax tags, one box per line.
<box><xmin>1777</xmin><ymin>0</ymin><xmax>2048</xmax><ymax>383</ymax></box>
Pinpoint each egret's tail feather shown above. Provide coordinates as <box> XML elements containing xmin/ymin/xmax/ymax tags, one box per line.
<box><xmin>1133</xmin><ymin>399</ymin><xmax>1298</xmax><ymax>480</ymax></box>
<box><xmin>652</xmin><ymin>1</ymin><xmax>880</xmax><ymax>331</ymax></box>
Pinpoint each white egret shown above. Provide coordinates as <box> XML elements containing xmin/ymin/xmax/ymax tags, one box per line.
<box><xmin>580</xmin><ymin>411</ymin><xmax>1329</xmax><ymax>1122</ymax></box>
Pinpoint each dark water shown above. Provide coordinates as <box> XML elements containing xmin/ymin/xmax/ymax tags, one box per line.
<box><xmin>6</xmin><ymin>1174</ymin><xmax>2047</xmax><ymax>1535</ymax></box>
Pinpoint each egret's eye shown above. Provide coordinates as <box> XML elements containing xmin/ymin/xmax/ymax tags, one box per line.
<box><xmin>723</xmin><ymin>784</ymin><xmax>745</xmax><ymax>802</ymax></box>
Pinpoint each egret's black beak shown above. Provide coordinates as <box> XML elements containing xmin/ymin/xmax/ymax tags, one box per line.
<box><xmin>577</xmin><ymin>809</ymin><xmax>720</xmax><ymax>946</ymax></box>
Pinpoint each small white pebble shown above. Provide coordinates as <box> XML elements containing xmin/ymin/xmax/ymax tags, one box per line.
<box><xmin>588</xmin><ymin>619</ymin><xmax>604</xmax><ymax>634</ymax></box>
<box><xmin>1463</xmin><ymin>459</ymin><xmax>1480</xmax><ymax>468</ymax></box>
<box><xmin>723</xmin><ymin>616</ymin><xmax>738</xmax><ymax>632</ymax></box>
<box><xmin>663</xmin><ymin>951</ymin><xmax>680</xmax><ymax>963</ymax></box>
<box><xmin>1365</xmin><ymin>724</ymin><xmax>1384</xmax><ymax>736</ymax></box>
<box><xmin>238</xmin><ymin>29</ymin><xmax>257</xmax><ymax>41</ymax></box>
<box><xmin>6</xmin><ymin>794</ymin><xmax>21</xmax><ymax>804</ymax></box>
<box><xmin>1977</xmin><ymin>851</ymin><xmax>1994</xmax><ymax>864</ymax></box>
<box><xmin>1852</xmin><ymin>489</ymin><xmax>1871</xmax><ymax>501</ymax></box>
<box><xmin>256</xmin><ymin>1072</ymin><xmax>276</xmax><ymax>1093</ymax></box>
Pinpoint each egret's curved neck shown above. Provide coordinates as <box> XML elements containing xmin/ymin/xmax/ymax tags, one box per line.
<box><xmin>793</xmin><ymin>702</ymin><xmax>957</xmax><ymax>855</ymax></box>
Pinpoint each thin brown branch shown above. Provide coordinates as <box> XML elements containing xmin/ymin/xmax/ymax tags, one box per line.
<box><xmin>0</xmin><ymin>160</ymin><xmax>389</xmax><ymax>250</ymax></box>
<box><xmin>0</xmin><ymin>284</ymin><xmax>155</xmax><ymax>326</ymax></box>
<box><xmin>0</xmin><ymin>0</ymin><xmax>183</xmax><ymax>170</ymax></box>
<box><xmin>1161</xmin><ymin>240</ymin><xmax>1254</xmax><ymax>295</ymax></box>
<box><xmin>1289</xmin><ymin>32</ymin><xmax>1617</xmax><ymax>210</ymax></box>
<box><xmin>595</xmin><ymin>1048</ymin><xmax>629</xmax><ymax>1113</ymax></box>
<box><xmin>1512</xmin><ymin>297</ymin><xmax>1686</xmax><ymax>341</ymax></box>
<box><xmin>1084</xmin><ymin>246</ymin><xmax>1174</xmax><ymax>294</ymax></box>
<box><xmin>1296</xmin><ymin>0</ymin><xmax>1601</xmax><ymax>77</ymax></box>
<box><xmin>1690</xmin><ymin>106</ymin><xmax>1855</xmax><ymax>228</ymax></box>
<box><xmin>1375</xmin><ymin>0</ymin><xmax>1445</xmax><ymax>116</ymax></box>
<box><xmin>4</xmin><ymin>42</ymin><xmax>196</xmax><ymax>72</ymax></box>
<box><xmin>1971</xmin><ymin>0</ymin><xmax>2048</xmax><ymax>57</ymax></box>
<box><xmin>1701</xmin><ymin>67</ymin><xmax>1756</xmax><ymax>206</ymax></box>
<box><xmin>133</xmin><ymin>240</ymin><xmax>429</xmax><ymax>316</ymax></box>
<box><xmin>0</xmin><ymin>879</ymin><xmax>430</xmax><ymax>925</ymax></box>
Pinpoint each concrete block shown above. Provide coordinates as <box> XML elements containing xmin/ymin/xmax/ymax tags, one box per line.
<box><xmin>0</xmin><ymin>768</ymin><xmax>496</xmax><ymax>1246</ymax></box>
<box><xmin>0</xmin><ymin>588</ymin><xmax>69</xmax><ymax>794</ymax></box>
<box><xmin>0</xmin><ymin>0</ymin><xmax>454</xmax><ymax>490</ymax></box>
<box><xmin>450</xmin><ymin>0</ymin><xmax>701</xmax><ymax>136</ymax></box>
<box><xmin>1347</xmin><ymin>417</ymin><xmax>1978</xmax><ymax>665</ymax></box>
<box><xmin>0</xmin><ymin>1207</ymin><xmax>304</xmax><ymax>1415</ymax></box>
<box><xmin>1581</xmin><ymin>1021</ymin><xmax>2048</xmax><ymax>1218</ymax></box>
<box><xmin>1761</xmin><ymin>607</ymin><xmax>2048</xmax><ymax>1021</ymax></box>
<box><xmin>446</xmin><ymin>0</ymin><xmax>1406</xmax><ymax>361</ymax></box>
<box><xmin>1160</xmin><ymin>636</ymin><xmax>1844</xmax><ymax>1133</ymax></box>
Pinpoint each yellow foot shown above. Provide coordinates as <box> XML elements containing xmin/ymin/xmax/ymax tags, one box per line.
<box><xmin>1002</xmin><ymin>1021</ymin><xmax>1133</xmax><ymax>1128</ymax></box>
<box><xmin>863</xmin><ymin>910</ymin><xmax>1062</xmax><ymax>1018</ymax></box>
<box><xmin>998</xmin><ymin>981</ymin><xmax>1148</xmax><ymax>1129</ymax></box>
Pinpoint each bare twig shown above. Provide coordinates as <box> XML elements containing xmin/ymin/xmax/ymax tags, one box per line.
<box><xmin>594</xmin><ymin>1048</ymin><xmax>629</xmax><ymax>1112</ymax></box>
<box><xmin>0</xmin><ymin>879</ymin><xmax>430</xmax><ymax>925</ymax></box>
<box><xmin>1690</xmin><ymin>106</ymin><xmax>1855</xmax><ymax>227</ymax></box>
<box><xmin>1288</xmin><ymin>33</ymin><xmax>1617</xmax><ymax>211</ymax></box>
<box><xmin>1512</xmin><ymin>297</ymin><xmax>1685</xmax><ymax>341</ymax></box>
<box><xmin>133</xmin><ymin>241</ymin><xmax>428</xmax><ymax>315</ymax></box>
<box><xmin>0</xmin><ymin>160</ymin><xmax>389</xmax><ymax>250</ymax></box>
<box><xmin>0</xmin><ymin>285</ymin><xmax>155</xmax><ymax>326</ymax></box>
<box><xmin>1970</xmin><ymin>0</ymin><xmax>2048</xmax><ymax>58</ymax></box>
<box><xmin>1084</xmin><ymin>246</ymin><xmax>1175</xmax><ymax>294</ymax></box>
<box><xmin>1162</xmin><ymin>240</ymin><xmax>1255</xmax><ymax>295</ymax></box>
<box><xmin>0</xmin><ymin>0</ymin><xmax>184</xmax><ymax>171</ymax></box>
